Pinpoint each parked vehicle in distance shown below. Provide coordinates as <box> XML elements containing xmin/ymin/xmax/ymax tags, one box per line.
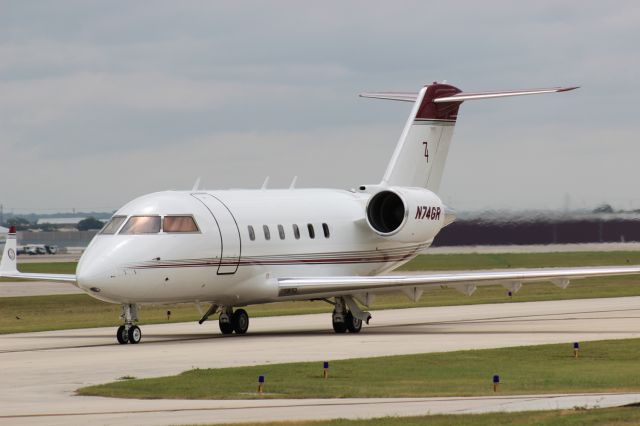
<box><xmin>16</xmin><ymin>244</ymin><xmax>57</xmax><ymax>255</ymax></box>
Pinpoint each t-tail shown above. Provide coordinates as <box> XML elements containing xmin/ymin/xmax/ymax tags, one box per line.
<box><xmin>360</xmin><ymin>83</ymin><xmax>578</xmax><ymax>192</ymax></box>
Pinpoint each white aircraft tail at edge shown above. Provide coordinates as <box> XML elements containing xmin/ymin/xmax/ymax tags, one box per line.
<box><xmin>3</xmin><ymin>82</ymin><xmax>639</xmax><ymax>345</ymax></box>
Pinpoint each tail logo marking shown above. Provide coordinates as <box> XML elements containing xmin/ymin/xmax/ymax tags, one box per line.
<box><xmin>422</xmin><ymin>141</ymin><xmax>429</xmax><ymax>162</ymax></box>
<box><xmin>7</xmin><ymin>248</ymin><xmax>15</xmax><ymax>261</ymax></box>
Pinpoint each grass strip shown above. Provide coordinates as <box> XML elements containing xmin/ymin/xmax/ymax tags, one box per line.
<box><xmin>78</xmin><ymin>338</ymin><xmax>640</xmax><ymax>399</ymax></box>
<box><xmin>209</xmin><ymin>405</ymin><xmax>640</xmax><ymax>426</ymax></box>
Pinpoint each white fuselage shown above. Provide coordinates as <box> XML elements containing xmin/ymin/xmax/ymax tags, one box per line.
<box><xmin>76</xmin><ymin>187</ymin><xmax>444</xmax><ymax>306</ymax></box>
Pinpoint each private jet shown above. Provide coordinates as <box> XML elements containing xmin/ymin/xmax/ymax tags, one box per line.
<box><xmin>3</xmin><ymin>82</ymin><xmax>639</xmax><ymax>344</ymax></box>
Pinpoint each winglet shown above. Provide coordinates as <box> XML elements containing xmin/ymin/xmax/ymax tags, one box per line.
<box><xmin>0</xmin><ymin>226</ymin><xmax>19</xmax><ymax>276</ymax></box>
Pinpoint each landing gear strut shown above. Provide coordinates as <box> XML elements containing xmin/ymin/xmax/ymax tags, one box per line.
<box><xmin>218</xmin><ymin>307</ymin><xmax>250</xmax><ymax>335</ymax></box>
<box><xmin>331</xmin><ymin>297</ymin><xmax>368</xmax><ymax>334</ymax></box>
<box><xmin>116</xmin><ymin>304</ymin><xmax>141</xmax><ymax>344</ymax></box>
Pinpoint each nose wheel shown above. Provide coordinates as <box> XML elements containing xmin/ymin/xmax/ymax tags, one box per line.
<box><xmin>116</xmin><ymin>304</ymin><xmax>142</xmax><ymax>344</ymax></box>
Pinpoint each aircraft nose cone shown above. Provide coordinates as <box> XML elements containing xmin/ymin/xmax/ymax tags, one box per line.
<box><xmin>76</xmin><ymin>238</ymin><xmax>123</xmax><ymax>301</ymax></box>
<box><xmin>76</xmin><ymin>253</ymin><xmax>108</xmax><ymax>295</ymax></box>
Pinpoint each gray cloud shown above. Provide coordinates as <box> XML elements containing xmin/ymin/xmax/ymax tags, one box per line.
<box><xmin>0</xmin><ymin>1</ymin><xmax>638</xmax><ymax>212</ymax></box>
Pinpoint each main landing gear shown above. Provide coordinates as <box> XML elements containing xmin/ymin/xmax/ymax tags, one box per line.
<box><xmin>218</xmin><ymin>307</ymin><xmax>250</xmax><ymax>335</ymax></box>
<box><xmin>116</xmin><ymin>304</ymin><xmax>142</xmax><ymax>344</ymax></box>
<box><xmin>197</xmin><ymin>304</ymin><xmax>250</xmax><ymax>335</ymax></box>
<box><xmin>331</xmin><ymin>296</ymin><xmax>371</xmax><ymax>334</ymax></box>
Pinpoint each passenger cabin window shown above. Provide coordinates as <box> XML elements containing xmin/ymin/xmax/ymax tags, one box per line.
<box><xmin>307</xmin><ymin>223</ymin><xmax>315</xmax><ymax>239</ymax></box>
<box><xmin>248</xmin><ymin>225</ymin><xmax>255</xmax><ymax>241</ymax></box>
<box><xmin>100</xmin><ymin>216</ymin><xmax>126</xmax><ymax>235</ymax></box>
<box><xmin>293</xmin><ymin>224</ymin><xmax>300</xmax><ymax>239</ymax></box>
<box><xmin>263</xmin><ymin>225</ymin><xmax>271</xmax><ymax>240</ymax></box>
<box><xmin>120</xmin><ymin>216</ymin><xmax>161</xmax><ymax>234</ymax></box>
<box><xmin>164</xmin><ymin>216</ymin><xmax>199</xmax><ymax>233</ymax></box>
<box><xmin>322</xmin><ymin>223</ymin><xmax>330</xmax><ymax>238</ymax></box>
<box><xmin>278</xmin><ymin>224</ymin><xmax>285</xmax><ymax>240</ymax></box>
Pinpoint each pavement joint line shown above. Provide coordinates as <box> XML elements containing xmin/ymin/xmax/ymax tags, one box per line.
<box><xmin>1</xmin><ymin>393</ymin><xmax>636</xmax><ymax>419</ymax></box>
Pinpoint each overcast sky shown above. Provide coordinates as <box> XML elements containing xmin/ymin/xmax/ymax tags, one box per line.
<box><xmin>1</xmin><ymin>1</ymin><xmax>638</xmax><ymax>213</ymax></box>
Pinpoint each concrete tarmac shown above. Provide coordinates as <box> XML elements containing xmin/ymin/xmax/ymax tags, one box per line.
<box><xmin>2</xmin><ymin>297</ymin><xmax>640</xmax><ymax>425</ymax></box>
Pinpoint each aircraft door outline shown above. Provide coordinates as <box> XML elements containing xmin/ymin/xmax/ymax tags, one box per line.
<box><xmin>191</xmin><ymin>193</ymin><xmax>242</xmax><ymax>275</ymax></box>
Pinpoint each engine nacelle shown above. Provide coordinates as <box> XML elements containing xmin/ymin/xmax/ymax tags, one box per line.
<box><xmin>365</xmin><ymin>187</ymin><xmax>444</xmax><ymax>242</ymax></box>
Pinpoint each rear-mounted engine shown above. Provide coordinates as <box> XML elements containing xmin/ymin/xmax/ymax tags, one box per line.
<box><xmin>365</xmin><ymin>187</ymin><xmax>444</xmax><ymax>242</ymax></box>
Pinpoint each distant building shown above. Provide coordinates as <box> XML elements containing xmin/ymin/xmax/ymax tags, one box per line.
<box><xmin>36</xmin><ymin>218</ymin><xmax>85</xmax><ymax>226</ymax></box>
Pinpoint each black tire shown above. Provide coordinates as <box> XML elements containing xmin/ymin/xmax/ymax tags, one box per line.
<box><xmin>219</xmin><ymin>317</ymin><xmax>234</xmax><ymax>334</ymax></box>
<box><xmin>332</xmin><ymin>312</ymin><xmax>347</xmax><ymax>333</ymax></box>
<box><xmin>231</xmin><ymin>309</ymin><xmax>249</xmax><ymax>334</ymax></box>
<box><xmin>128</xmin><ymin>325</ymin><xmax>142</xmax><ymax>344</ymax></box>
<box><xmin>345</xmin><ymin>311</ymin><xmax>362</xmax><ymax>333</ymax></box>
<box><xmin>116</xmin><ymin>325</ymin><xmax>129</xmax><ymax>344</ymax></box>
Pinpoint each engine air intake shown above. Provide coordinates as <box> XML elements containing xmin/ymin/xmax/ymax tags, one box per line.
<box><xmin>366</xmin><ymin>190</ymin><xmax>406</xmax><ymax>235</ymax></box>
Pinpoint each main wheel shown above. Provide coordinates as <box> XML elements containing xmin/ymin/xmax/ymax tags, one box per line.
<box><xmin>345</xmin><ymin>311</ymin><xmax>362</xmax><ymax>333</ymax></box>
<box><xmin>116</xmin><ymin>325</ymin><xmax>129</xmax><ymax>344</ymax></box>
<box><xmin>231</xmin><ymin>309</ymin><xmax>249</xmax><ymax>334</ymax></box>
<box><xmin>219</xmin><ymin>317</ymin><xmax>234</xmax><ymax>334</ymax></box>
<box><xmin>332</xmin><ymin>311</ymin><xmax>347</xmax><ymax>333</ymax></box>
<box><xmin>128</xmin><ymin>325</ymin><xmax>142</xmax><ymax>344</ymax></box>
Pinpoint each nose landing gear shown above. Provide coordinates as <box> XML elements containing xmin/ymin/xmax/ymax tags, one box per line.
<box><xmin>116</xmin><ymin>304</ymin><xmax>142</xmax><ymax>344</ymax></box>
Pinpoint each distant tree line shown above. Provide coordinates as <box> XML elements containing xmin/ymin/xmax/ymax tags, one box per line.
<box><xmin>3</xmin><ymin>216</ymin><xmax>105</xmax><ymax>231</ymax></box>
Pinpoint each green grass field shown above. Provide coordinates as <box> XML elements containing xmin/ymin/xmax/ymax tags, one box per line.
<box><xmin>78</xmin><ymin>338</ymin><xmax>640</xmax><ymax>399</ymax></box>
<box><xmin>3</xmin><ymin>251</ymin><xmax>640</xmax><ymax>334</ymax></box>
<box><xmin>209</xmin><ymin>406</ymin><xmax>640</xmax><ymax>426</ymax></box>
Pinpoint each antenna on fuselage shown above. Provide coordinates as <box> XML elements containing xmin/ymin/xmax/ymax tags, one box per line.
<box><xmin>192</xmin><ymin>177</ymin><xmax>201</xmax><ymax>191</ymax></box>
<box><xmin>289</xmin><ymin>176</ymin><xmax>298</xmax><ymax>189</ymax></box>
<box><xmin>261</xmin><ymin>176</ymin><xmax>270</xmax><ymax>190</ymax></box>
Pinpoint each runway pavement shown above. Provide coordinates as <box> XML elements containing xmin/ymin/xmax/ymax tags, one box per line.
<box><xmin>2</xmin><ymin>296</ymin><xmax>640</xmax><ymax>425</ymax></box>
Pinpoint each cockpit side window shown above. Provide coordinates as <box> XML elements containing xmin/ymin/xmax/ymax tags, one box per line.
<box><xmin>119</xmin><ymin>216</ymin><xmax>161</xmax><ymax>234</ymax></box>
<box><xmin>164</xmin><ymin>215</ymin><xmax>199</xmax><ymax>233</ymax></box>
<box><xmin>100</xmin><ymin>216</ymin><xmax>127</xmax><ymax>235</ymax></box>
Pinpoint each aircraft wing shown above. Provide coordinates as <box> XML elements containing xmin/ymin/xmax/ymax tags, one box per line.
<box><xmin>0</xmin><ymin>228</ymin><xmax>77</xmax><ymax>284</ymax></box>
<box><xmin>277</xmin><ymin>265</ymin><xmax>640</xmax><ymax>299</ymax></box>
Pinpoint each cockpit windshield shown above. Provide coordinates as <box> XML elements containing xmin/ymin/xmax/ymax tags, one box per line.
<box><xmin>164</xmin><ymin>216</ymin><xmax>199</xmax><ymax>233</ymax></box>
<box><xmin>99</xmin><ymin>216</ymin><xmax>127</xmax><ymax>235</ymax></box>
<box><xmin>119</xmin><ymin>216</ymin><xmax>161</xmax><ymax>234</ymax></box>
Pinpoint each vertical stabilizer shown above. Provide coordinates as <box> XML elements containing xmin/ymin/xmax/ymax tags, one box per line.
<box><xmin>382</xmin><ymin>83</ymin><xmax>462</xmax><ymax>191</ymax></box>
<box><xmin>0</xmin><ymin>226</ymin><xmax>18</xmax><ymax>275</ymax></box>
<box><xmin>363</xmin><ymin>83</ymin><xmax>578</xmax><ymax>191</ymax></box>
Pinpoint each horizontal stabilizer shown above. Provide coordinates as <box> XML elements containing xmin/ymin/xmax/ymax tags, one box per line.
<box><xmin>433</xmin><ymin>86</ymin><xmax>579</xmax><ymax>103</ymax></box>
<box><xmin>359</xmin><ymin>86</ymin><xmax>578</xmax><ymax>103</ymax></box>
<box><xmin>359</xmin><ymin>92</ymin><xmax>418</xmax><ymax>102</ymax></box>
